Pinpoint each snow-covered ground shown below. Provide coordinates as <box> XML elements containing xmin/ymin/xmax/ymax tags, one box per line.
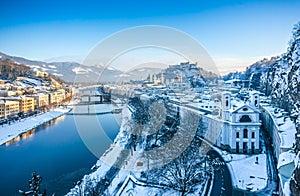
<box><xmin>72</xmin><ymin>67</ymin><xmax>89</xmax><ymax>74</ymax></box>
<box><xmin>116</xmin><ymin>174</ymin><xmax>178</xmax><ymax>196</ymax></box>
<box><xmin>66</xmin><ymin>106</ymin><xmax>210</xmax><ymax>195</ymax></box>
<box><xmin>0</xmin><ymin>107</ymin><xmax>71</xmax><ymax>145</ymax></box>
<box><xmin>52</xmin><ymin>73</ymin><xmax>64</xmax><ymax>77</ymax></box>
<box><xmin>200</xmin><ymin>138</ymin><xmax>268</xmax><ymax>192</ymax></box>
<box><xmin>225</xmin><ymin>153</ymin><xmax>267</xmax><ymax>191</ymax></box>
<box><xmin>23</xmin><ymin>78</ymin><xmax>42</xmax><ymax>86</ymax></box>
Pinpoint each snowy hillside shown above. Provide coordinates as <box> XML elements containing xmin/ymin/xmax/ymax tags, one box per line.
<box><xmin>122</xmin><ymin>67</ymin><xmax>162</xmax><ymax>81</ymax></box>
<box><xmin>0</xmin><ymin>52</ymin><xmax>219</xmax><ymax>84</ymax></box>
<box><xmin>0</xmin><ymin>52</ymin><xmax>124</xmax><ymax>83</ymax></box>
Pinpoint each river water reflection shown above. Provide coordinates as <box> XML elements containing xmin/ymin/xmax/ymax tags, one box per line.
<box><xmin>0</xmin><ymin>104</ymin><xmax>120</xmax><ymax>195</ymax></box>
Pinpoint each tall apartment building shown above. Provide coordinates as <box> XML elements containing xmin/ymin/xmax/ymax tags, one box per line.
<box><xmin>29</xmin><ymin>93</ymin><xmax>49</xmax><ymax>108</ymax></box>
<box><xmin>49</xmin><ymin>89</ymin><xmax>66</xmax><ymax>104</ymax></box>
<box><xmin>3</xmin><ymin>96</ymin><xmax>35</xmax><ymax>114</ymax></box>
<box><xmin>20</xmin><ymin>96</ymin><xmax>35</xmax><ymax>113</ymax></box>
<box><xmin>0</xmin><ymin>100</ymin><xmax>20</xmax><ymax>118</ymax></box>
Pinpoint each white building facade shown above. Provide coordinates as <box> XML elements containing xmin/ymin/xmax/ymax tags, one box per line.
<box><xmin>219</xmin><ymin>91</ymin><xmax>261</xmax><ymax>153</ymax></box>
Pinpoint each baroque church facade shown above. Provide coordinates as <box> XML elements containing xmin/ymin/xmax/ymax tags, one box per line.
<box><xmin>217</xmin><ymin>91</ymin><xmax>261</xmax><ymax>153</ymax></box>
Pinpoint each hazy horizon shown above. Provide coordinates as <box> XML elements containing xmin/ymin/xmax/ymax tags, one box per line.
<box><xmin>1</xmin><ymin>0</ymin><xmax>300</xmax><ymax>75</ymax></box>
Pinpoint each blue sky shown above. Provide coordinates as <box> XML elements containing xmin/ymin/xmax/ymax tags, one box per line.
<box><xmin>0</xmin><ymin>0</ymin><xmax>300</xmax><ymax>74</ymax></box>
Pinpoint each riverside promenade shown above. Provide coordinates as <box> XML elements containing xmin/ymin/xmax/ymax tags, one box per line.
<box><xmin>0</xmin><ymin>107</ymin><xmax>71</xmax><ymax>145</ymax></box>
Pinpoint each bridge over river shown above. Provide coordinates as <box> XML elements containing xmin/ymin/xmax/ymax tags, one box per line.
<box><xmin>66</xmin><ymin>87</ymin><xmax>125</xmax><ymax>115</ymax></box>
<box><xmin>67</xmin><ymin>108</ymin><xmax>122</xmax><ymax>115</ymax></box>
<box><xmin>73</xmin><ymin>86</ymin><xmax>112</xmax><ymax>105</ymax></box>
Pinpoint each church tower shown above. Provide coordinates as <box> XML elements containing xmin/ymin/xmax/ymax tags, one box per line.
<box><xmin>161</xmin><ymin>73</ymin><xmax>164</xmax><ymax>84</ymax></box>
<box><xmin>222</xmin><ymin>92</ymin><xmax>231</xmax><ymax>110</ymax></box>
<box><xmin>153</xmin><ymin>74</ymin><xmax>157</xmax><ymax>84</ymax></box>
<box><xmin>222</xmin><ymin>92</ymin><xmax>231</xmax><ymax>121</ymax></box>
<box><xmin>249</xmin><ymin>91</ymin><xmax>260</xmax><ymax>108</ymax></box>
<box><xmin>149</xmin><ymin>74</ymin><xmax>153</xmax><ymax>83</ymax></box>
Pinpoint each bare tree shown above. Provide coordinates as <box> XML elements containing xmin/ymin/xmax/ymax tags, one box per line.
<box><xmin>85</xmin><ymin>178</ymin><xmax>109</xmax><ymax>196</ymax></box>
<box><xmin>147</xmin><ymin>101</ymin><xmax>166</xmax><ymax>146</ymax></box>
<box><xmin>145</xmin><ymin>142</ymin><xmax>212</xmax><ymax>195</ymax></box>
<box><xmin>144</xmin><ymin>110</ymin><xmax>213</xmax><ymax>195</ymax></box>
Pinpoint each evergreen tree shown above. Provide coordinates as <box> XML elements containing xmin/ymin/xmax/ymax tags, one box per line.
<box><xmin>19</xmin><ymin>171</ymin><xmax>46</xmax><ymax>196</ymax></box>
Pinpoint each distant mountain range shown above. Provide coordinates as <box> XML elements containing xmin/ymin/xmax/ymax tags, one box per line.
<box><xmin>0</xmin><ymin>52</ymin><xmax>163</xmax><ymax>83</ymax></box>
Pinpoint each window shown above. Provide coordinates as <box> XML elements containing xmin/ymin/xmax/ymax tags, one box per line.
<box><xmin>236</xmin><ymin>132</ymin><xmax>239</xmax><ymax>138</ymax></box>
<box><xmin>255</xmin><ymin>100</ymin><xmax>258</xmax><ymax>106</ymax></box>
<box><xmin>243</xmin><ymin>129</ymin><xmax>248</xmax><ymax>138</ymax></box>
<box><xmin>240</xmin><ymin>115</ymin><xmax>252</xmax><ymax>122</ymax></box>
<box><xmin>226</xmin><ymin>100</ymin><xmax>229</xmax><ymax>107</ymax></box>
<box><xmin>252</xmin><ymin>132</ymin><xmax>255</xmax><ymax>138</ymax></box>
<box><xmin>236</xmin><ymin>142</ymin><xmax>239</xmax><ymax>153</ymax></box>
<box><xmin>243</xmin><ymin>142</ymin><xmax>248</xmax><ymax>153</ymax></box>
<box><xmin>242</xmin><ymin>108</ymin><xmax>248</xmax><ymax>111</ymax></box>
<box><xmin>251</xmin><ymin>142</ymin><xmax>255</xmax><ymax>153</ymax></box>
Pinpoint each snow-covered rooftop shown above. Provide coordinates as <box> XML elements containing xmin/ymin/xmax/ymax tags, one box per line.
<box><xmin>0</xmin><ymin>99</ymin><xmax>19</xmax><ymax>104</ymax></box>
<box><xmin>262</xmin><ymin>104</ymin><xmax>297</xmax><ymax>149</ymax></box>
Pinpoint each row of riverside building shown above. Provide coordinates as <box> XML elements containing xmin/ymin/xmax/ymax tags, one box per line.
<box><xmin>0</xmin><ymin>88</ymin><xmax>75</xmax><ymax>119</ymax></box>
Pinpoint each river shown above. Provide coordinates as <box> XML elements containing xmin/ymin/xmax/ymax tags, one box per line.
<box><xmin>0</xmin><ymin>104</ymin><xmax>121</xmax><ymax>196</ymax></box>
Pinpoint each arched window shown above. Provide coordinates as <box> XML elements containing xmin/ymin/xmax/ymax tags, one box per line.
<box><xmin>240</xmin><ymin>115</ymin><xmax>252</xmax><ymax>122</ymax></box>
